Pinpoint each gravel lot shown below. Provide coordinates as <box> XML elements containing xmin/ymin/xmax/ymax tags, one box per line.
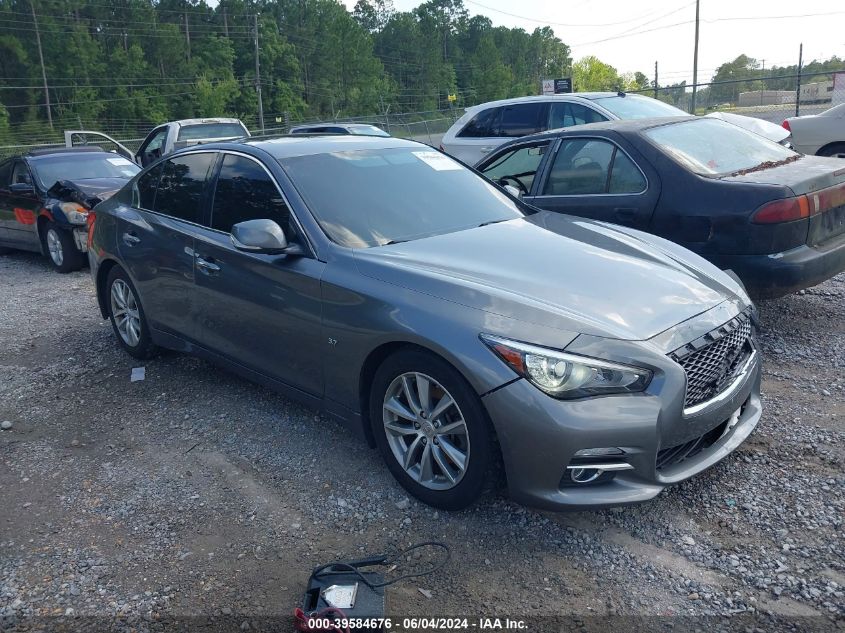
<box><xmin>1</xmin><ymin>251</ymin><xmax>842</xmax><ymax>632</ymax></box>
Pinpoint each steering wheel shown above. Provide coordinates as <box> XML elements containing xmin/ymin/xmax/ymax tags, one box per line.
<box><xmin>497</xmin><ymin>176</ymin><xmax>528</xmax><ymax>196</ymax></box>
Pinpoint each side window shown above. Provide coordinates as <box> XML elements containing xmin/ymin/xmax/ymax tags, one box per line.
<box><xmin>549</xmin><ymin>103</ymin><xmax>608</xmax><ymax>129</ymax></box>
<box><xmin>608</xmin><ymin>151</ymin><xmax>646</xmax><ymax>194</ymax></box>
<box><xmin>457</xmin><ymin>107</ymin><xmax>501</xmax><ymax>138</ymax></box>
<box><xmin>11</xmin><ymin>161</ymin><xmax>32</xmax><ymax>185</ymax></box>
<box><xmin>498</xmin><ymin>103</ymin><xmax>546</xmax><ymax>137</ymax></box>
<box><xmin>144</xmin><ymin>128</ymin><xmax>168</xmax><ymax>153</ymax></box>
<box><xmin>543</xmin><ymin>139</ymin><xmax>615</xmax><ymax>195</ymax></box>
<box><xmin>481</xmin><ymin>143</ymin><xmax>550</xmax><ymax>194</ymax></box>
<box><xmin>153</xmin><ymin>153</ymin><xmax>215</xmax><ymax>223</ymax></box>
<box><xmin>210</xmin><ymin>154</ymin><xmax>293</xmax><ymax>237</ymax></box>
<box><xmin>132</xmin><ymin>163</ymin><xmax>163</xmax><ymax>210</ymax></box>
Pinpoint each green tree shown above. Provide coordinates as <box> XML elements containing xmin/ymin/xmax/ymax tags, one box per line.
<box><xmin>572</xmin><ymin>56</ymin><xmax>622</xmax><ymax>91</ymax></box>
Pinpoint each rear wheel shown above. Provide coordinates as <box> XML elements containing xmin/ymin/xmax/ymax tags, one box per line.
<box><xmin>817</xmin><ymin>143</ymin><xmax>845</xmax><ymax>158</ymax></box>
<box><xmin>43</xmin><ymin>222</ymin><xmax>83</xmax><ymax>273</ymax></box>
<box><xmin>106</xmin><ymin>266</ymin><xmax>157</xmax><ymax>359</ymax></box>
<box><xmin>370</xmin><ymin>349</ymin><xmax>496</xmax><ymax>510</ymax></box>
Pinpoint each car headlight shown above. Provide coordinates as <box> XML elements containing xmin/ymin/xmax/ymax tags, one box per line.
<box><xmin>480</xmin><ymin>334</ymin><xmax>652</xmax><ymax>399</ymax></box>
<box><xmin>59</xmin><ymin>202</ymin><xmax>89</xmax><ymax>225</ymax></box>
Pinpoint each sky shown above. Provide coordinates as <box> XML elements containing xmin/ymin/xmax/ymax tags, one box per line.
<box><xmin>343</xmin><ymin>0</ymin><xmax>845</xmax><ymax>85</ymax></box>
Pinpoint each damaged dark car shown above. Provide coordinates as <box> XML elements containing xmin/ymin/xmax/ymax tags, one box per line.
<box><xmin>0</xmin><ymin>147</ymin><xmax>140</xmax><ymax>272</ymax></box>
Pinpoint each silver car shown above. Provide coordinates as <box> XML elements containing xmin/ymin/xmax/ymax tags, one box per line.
<box><xmin>89</xmin><ymin>135</ymin><xmax>761</xmax><ymax>511</ymax></box>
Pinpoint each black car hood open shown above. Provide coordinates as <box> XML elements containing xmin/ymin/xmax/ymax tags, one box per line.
<box><xmin>46</xmin><ymin>178</ymin><xmax>127</xmax><ymax>209</ymax></box>
<box><xmin>354</xmin><ymin>211</ymin><xmax>748</xmax><ymax>341</ymax></box>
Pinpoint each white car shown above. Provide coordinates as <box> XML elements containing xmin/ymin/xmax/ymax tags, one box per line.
<box><xmin>782</xmin><ymin>103</ymin><xmax>845</xmax><ymax>158</ymax></box>
<box><xmin>705</xmin><ymin>111</ymin><xmax>791</xmax><ymax>146</ymax></box>
<box><xmin>440</xmin><ymin>93</ymin><xmax>687</xmax><ymax>164</ymax></box>
<box><xmin>134</xmin><ymin>118</ymin><xmax>250</xmax><ymax>167</ymax></box>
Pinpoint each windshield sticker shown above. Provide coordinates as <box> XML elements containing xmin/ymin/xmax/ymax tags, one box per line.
<box><xmin>413</xmin><ymin>151</ymin><xmax>462</xmax><ymax>171</ymax></box>
<box><xmin>107</xmin><ymin>157</ymin><xmax>135</xmax><ymax>166</ymax></box>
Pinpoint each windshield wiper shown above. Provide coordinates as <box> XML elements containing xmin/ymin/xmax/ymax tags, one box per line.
<box><xmin>478</xmin><ymin>218</ymin><xmax>509</xmax><ymax>228</ymax></box>
<box><xmin>381</xmin><ymin>239</ymin><xmax>408</xmax><ymax>246</ymax></box>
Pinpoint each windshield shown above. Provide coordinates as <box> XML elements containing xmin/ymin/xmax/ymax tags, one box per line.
<box><xmin>281</xmin><ymin>148</ymin><xmax>525</xmax><ymax>248</ymax></box>
<box><xmin>177</xmin><ymin>122</ymin><xmax>247</xmax><ymax>141</ymax></box>
<box><xmin>644</xmin><ymin>118</ymin><xmax>797</xmax><ymax>176</ymax></box>
<box><xmin>31</xmin><ymin>153</ymin><xmax>140</xmax><ymax>189</ymax></box>
<box><xmin>348</xmin><ymin>125</ymin><xmax>390</xmax><ymax>137</ymax></box>
<box><xmin>593</xmin><ymin>95</ymin><xmax>687</xmax><ymax>119</ymax></box>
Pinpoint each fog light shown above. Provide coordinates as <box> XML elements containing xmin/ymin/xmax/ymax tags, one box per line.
<box><xmin>570</xmin><ymin>467</ymin><xmax>602</xmax><ymax>483</ymax></box>
<box><xmin>574</xmin><ymin>447</ymin><xmax>625</xmax><ymax>457</ymax></box>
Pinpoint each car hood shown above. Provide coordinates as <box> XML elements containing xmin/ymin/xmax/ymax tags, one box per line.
<box><xmin>353</xmin><ymin>211</ymin><xmax>747</xmax><ymax>341</ymax></box>
<box><xmin>46</xmin><ymin>178</ymin><xmax>127</xmax><ymax>208</ymax></box>
<box><xmin>705</xmin><ymin>111</ymin><xmax>790</xmax><ymax>143</ymax></box>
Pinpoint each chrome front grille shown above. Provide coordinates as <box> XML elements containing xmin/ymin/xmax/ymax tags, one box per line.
<box><xmin>670</xmin><ymin>310</ymin><xmax>753</xmax><ymax>410</ymax></box>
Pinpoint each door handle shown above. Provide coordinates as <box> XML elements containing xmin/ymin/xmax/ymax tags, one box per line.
<box><xmin>195</xmin><ymin>255</ymin><xmax>221</xmax><ymax>274</ymax></box>
<box><xmin>122</xmin><ymin>232</ymin><xmax>140</xmax><ymax>246</ymax></box>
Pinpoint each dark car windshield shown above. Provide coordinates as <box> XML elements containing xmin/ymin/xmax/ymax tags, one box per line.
<box><xmin>30</xmin><ymin>153</ymin><xmax>140</xmax><ymax>189</ymax></box>
<box><xmin>644</xmin><ymin>118</ymin><xmax>797</xmax><ymax>175</ymax></box>
<box><xmin>281</xmin><ymin>147</ymin><xmax>525</xmax><ymax>247</ymax></box>
<box><xmin>593</xmin><ymin>95</ymin><xmax>687</xmax><ymax>119</ymax></box>
<box><xmin>177</xmin><ymin>122</ymin><xmax>247</xmax><ymax>141</ymax></box>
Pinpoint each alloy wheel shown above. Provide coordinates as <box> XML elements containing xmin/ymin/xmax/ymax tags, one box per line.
<box><xmin>110</xmin><ymin>279</ymin><xmax>142</xmax><ymax>347</ymax></box>
<box><xmin>382</xmin><ymin>372</ymin><xmax>470</xmax><ymax>490</ymax></box>
<box><xmin>46</xmin><ymin>229</ymin><xmax>64</xmax><ymax>267</ymax></box>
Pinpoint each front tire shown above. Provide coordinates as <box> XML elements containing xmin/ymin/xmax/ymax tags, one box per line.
<box><xmin>106</xmin><ymin>266</ymin><xmax>157</xmax><ymax>359</ymax></box>
<box><xmin>370</xmin><ymin>349</ymin><xmax>496</xmax><ymax>510</ymax></box>
<box><xmin>43</xmin><ymin>222</ymin><xmax>84</xmax><ymax>273</ymax></box>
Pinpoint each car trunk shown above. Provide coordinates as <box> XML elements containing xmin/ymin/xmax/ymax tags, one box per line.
<box><xmin>721</xmin><ymin>156</ymin><xmax>845</xmax><ymax>250</ymax></box>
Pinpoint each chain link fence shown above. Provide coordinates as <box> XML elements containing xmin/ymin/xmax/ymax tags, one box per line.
<box><xmin>630</xmin><ymin>69</ymin><xmax>845</xmax><ymax>124</ymax></box>
<box><xmin>0</xmin><ymin>108</ymin><xmax>463</xmax><ymax>160</ymax></box>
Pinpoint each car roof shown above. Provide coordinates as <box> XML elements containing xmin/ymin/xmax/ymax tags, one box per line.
<box><xmin>25</xmin><ymin>147</ymin><xmax>117</xmax><ymax>159</ymax></box>
<box><xmin>171</xmin><ymin>118</ymin><xmax>245</xmax><ymax>127</ymax></box>
<box><xmin>464</xmin><ymin>92</ymin><xmax>640</xmax><ymax>112</ymax></box>
<box><xmin>185</xmin><ymin>134</ymin><xmax>423</xmax><ymax>159</ymax></box>
<box><xmin>504</xmin><ymin>116</ymin><xmax>698</xmax><ymax>143</ymax></box>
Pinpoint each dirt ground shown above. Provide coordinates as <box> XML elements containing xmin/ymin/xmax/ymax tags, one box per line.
<box><xmin>0</xmin><ymin>251</ymin><xmax>842</xmax><ymax>632</ymax></box>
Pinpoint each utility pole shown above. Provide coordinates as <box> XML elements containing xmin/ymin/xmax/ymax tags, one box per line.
<box><xmin>184</xmin><ymin>9</ymin><xmax>191</xmax><ymax>61</ymax></box>
<box><xmin>30</xmin><ymin>0</ymin><xmax>52</xmax><ymax>129</ymax></box>
<box><xmin>222</xmin><ymin>6</ymin><xmax>229</xmax><ymax>37</ymax></box>
<box><xmin>253</xmin><ymin>14</ymin><xmax>265</xmax><ymax>133</ymax></box>
<box><xmin>654</xmin><ymin>61</ymin><xmax>658</xmax><ymax>99</ymax></box>
<box><xmin>760</xmin><ymin>59</ymin><xmax>765</xmax><ymax>105</ymax></box>
<box><xmin>690</xmin><ymin>0</ymin><xmax>700</xmax><ymax>114</ymax></box>
<box><xmin>795</xmin><ymin>43</ymin><xmax>803</xmax><ymax>117</ymax></box>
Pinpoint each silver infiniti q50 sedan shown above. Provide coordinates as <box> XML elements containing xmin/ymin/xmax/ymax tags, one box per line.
<box><xmin>88</xmin><ymin>135</ymin><xmax>761</xmax><ymax>511</ymax></box>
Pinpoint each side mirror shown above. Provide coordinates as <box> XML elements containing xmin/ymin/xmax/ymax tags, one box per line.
<box><xmin>9</xmin><ymin>182</ymin><xmax>34</xmax><ymax>195</ymax></box>
<box><xmin>230</xmin><ymin>219</ymin><xmax>302</xmax><ymax>255</ymax></box>
<box><xmin>502</xmin><ymin>184</ymin><xmax>522</xmax><ymax>198</ymax></box>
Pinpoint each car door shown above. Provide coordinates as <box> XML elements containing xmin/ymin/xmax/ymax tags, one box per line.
<box><xmin>117</xmin><ymin>151</ymin><xmax>216</xmax><ymax>337</ymax></box>
<box><xmin>1</xmin><ymin>160</ymin><xmax>42</xmax><ymax>249</ymax></box>
<box><xmin>476</xmin><ymin>140</ymin><xmax>554</xmax><ymax>197</ymax></box>
<box><xmin>136</xmin><ymin>126</ymin><xmax>169</xmax><ymax>167</ymax></box>
<box><xmin>190</xmin><ymin>151</ymin><xmax>325</xmax><ymax>396</ymax></box>
<box><xmin>0</xmin><ymin>159</ymin><xmax>14</xmax><ymax>241</ymax></box>
<box><xmin>531</xmin><ymin>135</ymin><xmax>660</xmax><ymax>230</ymax></box>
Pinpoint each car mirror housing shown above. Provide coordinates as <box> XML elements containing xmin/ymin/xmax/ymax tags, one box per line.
<box><xmin>502</xmin><ymin>183</ymin><xmax>522</xmax><ymax>198</ymax></box>
<box><xmin>230</xmin><ymin>218</ymin><xmax>299</xmax><ymax>255</ymax></box>
<box><xmin>9</xmin><ymin>182</ymin><xmax>35</xmax><ymax>195</ymax></box>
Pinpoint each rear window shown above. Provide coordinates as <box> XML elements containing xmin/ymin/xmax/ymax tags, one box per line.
<box><xmin>644</xmin><ymin>118</ymin><xmax>796</xmax><ymax>176</ymax></box>
<box><xmin>30</xmin><ymin>153</ymin><xmax>140</xmax><ymax>188</ymax></box>
<box><xmin>177</xmin><ymin>122</ymin><xmax>247</xmax><ymax>141</ymax></box>
<box><xmin>593</xmin><ymin>95</ymin><xmax>687</xmax><ymax>119</ymax></box>
<box><xmin>348</xmin><ymin>125</ymin><xmax>390</xmax><ymax>137</ymax></box>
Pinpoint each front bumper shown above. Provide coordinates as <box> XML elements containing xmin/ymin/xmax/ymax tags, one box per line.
<box><xmin>482</xmin><ymin>340</ymin><xmax>761</xmax><ymax>511</ymax></box>
<box><xmin>715</xmin><ymin>233</ymin><xmax>845</xmax><ymax>299</ymax></box>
